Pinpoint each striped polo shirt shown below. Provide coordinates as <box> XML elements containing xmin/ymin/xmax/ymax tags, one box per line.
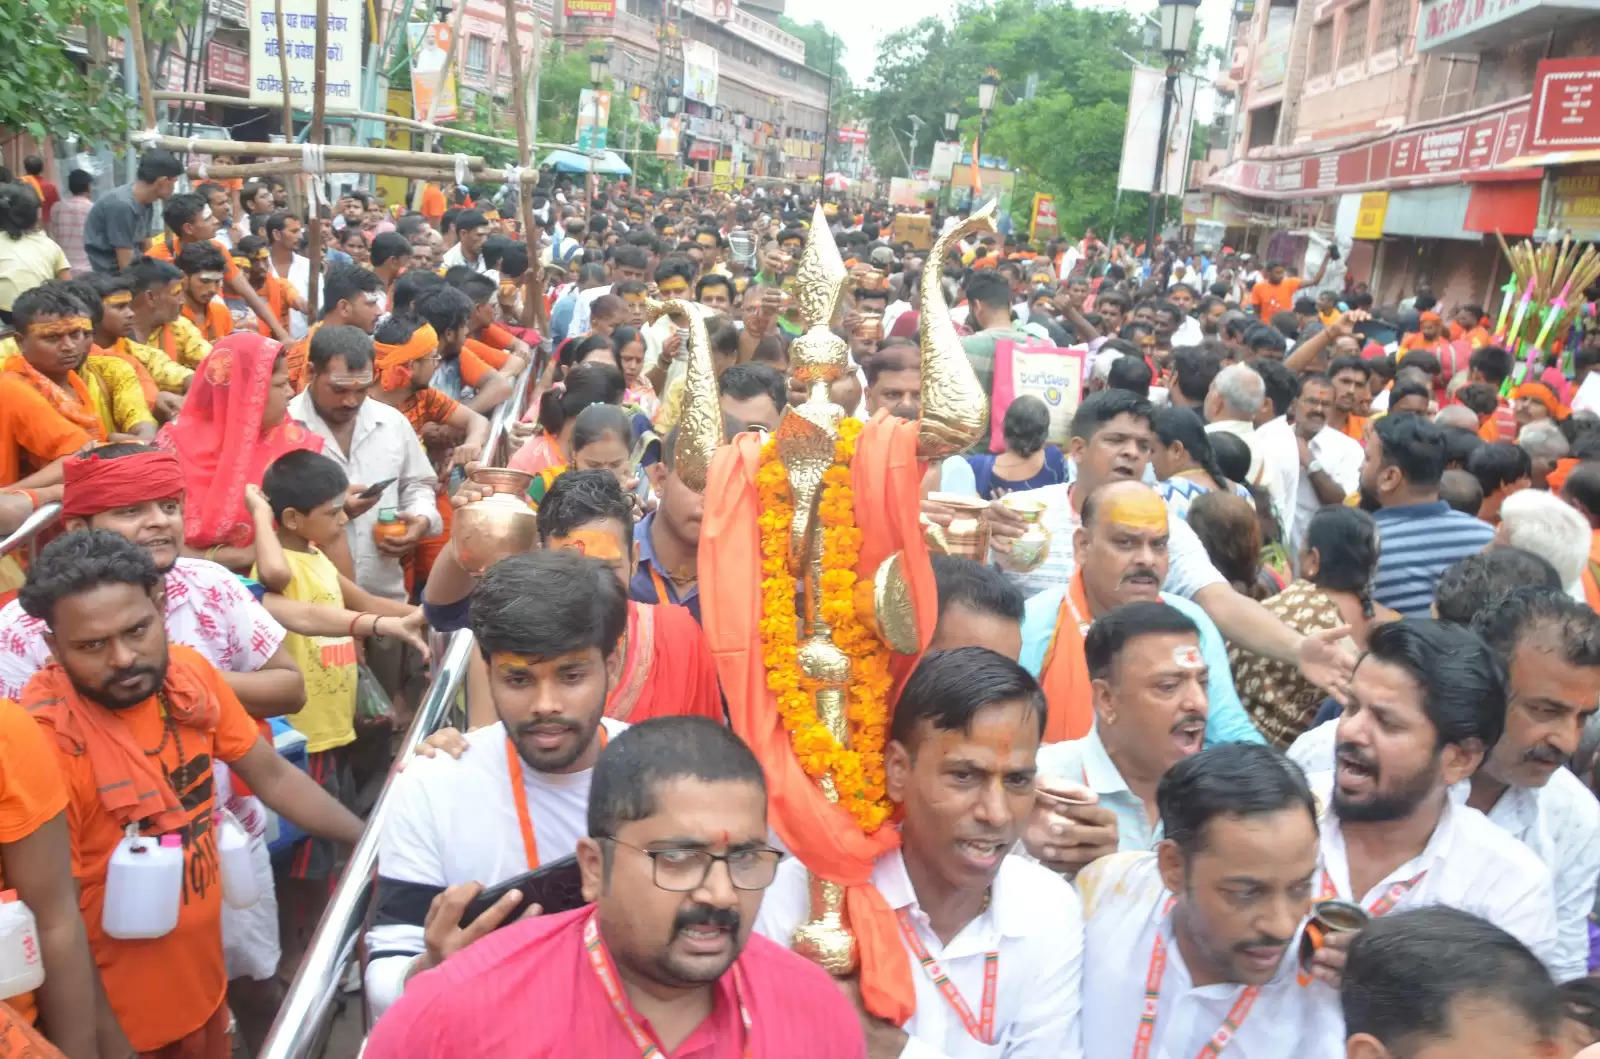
<box><xmin>1371</xmin><ymin>500</ymin><xmax>1496</xmax><ymax>617</ymax></box>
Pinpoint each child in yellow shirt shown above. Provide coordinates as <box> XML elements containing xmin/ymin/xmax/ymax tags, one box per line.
<box><xmin>247</xmin><ymin>448</ymin><xmax>425</xmax><ymax>969</ymax></box>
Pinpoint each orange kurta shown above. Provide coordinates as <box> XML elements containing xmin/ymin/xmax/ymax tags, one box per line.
<box><xmin>700</xmin><ymin>411</ymin><xmax>931</xmax><ymax>1025</ymax></box>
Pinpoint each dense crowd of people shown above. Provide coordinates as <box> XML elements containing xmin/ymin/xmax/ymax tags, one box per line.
<box><xmin>1</xmin><ymin>145</ymin><xmax>1599</xmax><ymax>1059</ymax></box>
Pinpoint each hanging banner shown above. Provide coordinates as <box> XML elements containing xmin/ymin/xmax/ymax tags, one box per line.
<box><xmin>407</xmin><ymin>21</ymin><xmax>458</xmax><ymax>123</ymax></box>
<box><xmin>249</xmin><ymin>0</ymin><xmax>361</xmax><ymax>111</ymax></box>
<box><xmin>683</xmin><ymin>40</ymin><xmax>719</xmax><ymax>107</ymax></box>
<box><xmin>929</xmin><ymin>141</ymin><xmax>961</xmax><ymax>182</ymax></box>
<box><xmin>377</xmin><ymin>88</ymin><xmax>415</xmax><ymax>208</ymax></box>
<box><xmin>577</xmin><ymin>88</ymin><xmax>612</xmax><ymax>151</ymax></box>
<box><xmin>1117</xmin><ymin>65</ymin><xmax>1202</xmax><ymax>197</ymax></box>
<box><xmin>564</xmin><ymin>0</ymin><xmax>616</xmax><ymax>16</ymax></box>
<box><xmin>657</xmin><ymin>117</ymin><xmax>681</xmax><ymax>157</ymax></box>
<box><xmin>1029</xmin><ymin>193</ymin><xmax>1059</xmax><ymax>244</ymax></box>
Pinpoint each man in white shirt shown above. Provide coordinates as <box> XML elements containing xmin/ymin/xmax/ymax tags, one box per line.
<box><xmin>364</xmin><ymin>550</ymin><xmax>630</xmax><ymax>1016</ymax></box>
<box><xmin>265</xmin><ymin>210</ymin><xmax>314</xmax><ymax>339</ymax></box>
<box><xmin>1203</xmin><ymin>362</ymin><xmax>1269</xmax><ymax>487</ymax></box>
<box><xmin>569</xmin><ymin>244</ymin><xmax>649</xmax><ymax>337</ymax></box>
<box><xmin>287</xmin><ymin>326</ymin><xmax>440</xmax><ymax>604</ymax></box>
<box><xmin>1254</xmin><ymin>374</ymin><xmax>1363</xmax><ymax>557</ymax></box>
<box><xmin>1030</xmin><ymin>601</ymin><xmax>1210</xmax><ymax>864</ymax></box>
<box><xmin>1303</xmin><ymin>619</ymin><xmax>1559</xmax><ymax>979</ymax></box>
<box><xmin>757</xmin><ymin>648</ymin><xmax>1085</xmax><ymax>1058</ymax></box>
<box><xmin>1341</xmin><ymin>906</ymin><xmax>1567</xmax><ymax>1059</ymax></box>
<box><xmin>438</xmin><ymin>208</ymin><xmax>498</xmax><ymax>281</ymax></box>
<box><xmin>1077</xmin><ymin>743</ymin><xmax>1343</xmax><ymax>1059</ymax></box>
<box><xmin>1292</xmin><ymin>589</ymin><xmax>1600</xmax><ymax>981</ymax></box>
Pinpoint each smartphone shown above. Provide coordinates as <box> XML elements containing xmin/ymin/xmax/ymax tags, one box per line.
<box><xmin>458</xmin><ymin>855</ymin><xmax>585</xmax><ymax>929</ymax></box>
<box><xmin>358</xmin><ymin>477</ymin><xmax>398</xmax><ymax>500</ymax></box>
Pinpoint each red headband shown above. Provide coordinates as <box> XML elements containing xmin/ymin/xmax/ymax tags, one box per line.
<box><xmin>62</xmin><ymin>449</ymin><xmax>185</xmax><ymax>520</ymax></box>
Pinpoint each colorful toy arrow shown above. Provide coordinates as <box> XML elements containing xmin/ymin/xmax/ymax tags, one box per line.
<box><xmin>1493</xmin><ymin>276</ymin><xmax>1518</xmax><ymax>341</ymax></box>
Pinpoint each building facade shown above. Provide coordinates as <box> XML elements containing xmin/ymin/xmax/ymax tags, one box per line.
<box><xmin>1200</xmin><ymin>0</ymin><xmax>1600</xmax><ymax>310</ymax></box>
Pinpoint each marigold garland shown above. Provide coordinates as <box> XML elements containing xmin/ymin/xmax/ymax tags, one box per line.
<box><xmin>756</xmin><ymin>417</ymin><xmax>894</xmax><ymax>832</ymax></box>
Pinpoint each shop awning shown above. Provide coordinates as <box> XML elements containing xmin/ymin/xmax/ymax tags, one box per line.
<box><xmin>1499</xmin><ymin>148</ymin><xmax>1600</xmax><ymax>169</ymax></box>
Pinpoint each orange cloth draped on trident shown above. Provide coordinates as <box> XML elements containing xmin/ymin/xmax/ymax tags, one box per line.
<box><xmin>605</xmin><ymin>601</ymin><xmax>724</xmax><ymax>724</ymax></box>
<box><xmin>1037</xmin><ymin>570</ymin><xmax>1096</xmax><ymax>743</ymax></box>
<box><xmin>700</xmin><ymin>410</ymin><xmax>931</xmax><ymax>1026</ymax></box>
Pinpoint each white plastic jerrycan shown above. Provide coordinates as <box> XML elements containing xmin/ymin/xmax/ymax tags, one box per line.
<box><xmin>0</xmin><ymin>890</ymin><xmax>44</xmax><ymax>999</ymax></box>
<box><xmin>101</xmin><ymin>826</ymin><xmax>183</xmax><ymax>940</ymax></box>
<box><xmin>215</xmin><ymin>810</ymin><xmax>261</xmax><ymax>909</ymax></box>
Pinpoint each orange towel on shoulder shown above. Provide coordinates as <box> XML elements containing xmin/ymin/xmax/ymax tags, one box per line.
<box><xmin>23</xmin><ymin>644</ymin><xmax>221</xmax><ymax>833</ymax></box>
<box><xmin>1037</xmin><ymin>572</ymin><xmax>1095</xmax><ymax>743</ymax></box>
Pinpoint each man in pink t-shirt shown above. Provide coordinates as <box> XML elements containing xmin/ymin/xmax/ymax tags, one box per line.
<box><xmin>365</xmin><ymin>716</ymin><xmax>868</xmax><ymax>1058</ymax></box>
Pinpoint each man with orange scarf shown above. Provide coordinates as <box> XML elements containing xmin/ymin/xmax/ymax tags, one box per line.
<box><xmin>15</xmin><ymin>530</ymin><xmax>363</xmax><ymax>1056</ymax></box>
<box><xmin>1512</xmin><ymin>377</ymin><xmax>1570</xmax><ymax>434</ymax></box>
<box><xmin>0</xmin><ymin>288</ymin><xmax>96</xmax><ymax>488</ymax></box>
<box><xmin>418</xmin><ymin>469</ymin><xmax>721</xmax><ymax>728</ymax></box>
<box><xmin>2</xmin><ymin>284</ymin><xmax>109</xmax><ymax>445</ymax></box>
<box><xmin>87</xmin><ymin>273</ymin><xmax>192</xmax><ymax>423</ymax></box>
<box><xmin>368</xmin><ymin>315</ymin><xmax>488</xmax><ymax>590</ymax></box>
<box><xmin>1018</xmin><ymin>480</ymin><xmax>1256</xmax><ymax>747</ymax></box>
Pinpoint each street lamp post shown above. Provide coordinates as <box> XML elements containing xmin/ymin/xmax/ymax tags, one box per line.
<box><xmin>588</xmin><ymin>48</ymin><xmax>608</xmax><ymax>216</ymax></box>
<box><xmin>1146</xmin><ymin>0</ymin><xmax>1200</xmax><ymax>270</ymax></box>
<box><xmin>970</xmin><ymin>70</ymin><xmax>999</xmax><ymax>212</ymax></box>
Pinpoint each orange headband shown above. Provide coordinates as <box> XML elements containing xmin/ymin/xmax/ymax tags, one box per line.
<box><xmin>548</xmin><ymin>529</ymin><xmax>624</xmax><ymax>560</ymax></box>
<box><xmin>29</xmin><ymin>317</ymin><xmax>92</xmax><ymax>338</ymax></box>
<box><xmin>1512</xmin><ymin>381</ymin><xmax>1570</xmax><ymax>420</ymax></box>
<box><xmin>373</xmin><ymin>323</ymin><xmax>438</xmax><ymax>390</ymax></box>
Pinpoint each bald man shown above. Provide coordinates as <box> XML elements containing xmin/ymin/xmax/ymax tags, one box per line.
<box><xmin>1019</xmin><ymin>480</ymin><xmax>1261</xmax><ymax>747</ymax></box>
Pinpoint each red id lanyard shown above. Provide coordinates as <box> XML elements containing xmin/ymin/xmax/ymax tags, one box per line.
<box><xmin>895</xmin><ymin>908</ymin><xmax>1000</xmax><ymax>1044</ymax></box>
<box><xmin>1133</xmin><ymin>897</ymin><xmax>1259</xmax><ymax>1059</ymax></box>
<box><xmin>583</xmin><ymin>911</ymin><xmax>752</xmax><ymax>1057</ymax></box>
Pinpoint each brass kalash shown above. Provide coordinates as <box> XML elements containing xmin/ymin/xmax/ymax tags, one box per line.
<box><xmin>656</xmin><ymin>201</ymin><xmax>994</xmax><ymax>973</ymax></box>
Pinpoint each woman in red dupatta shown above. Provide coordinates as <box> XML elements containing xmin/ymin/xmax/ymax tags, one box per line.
<box><xmin>157</xmin><ymin>332</ymin><xmax>323</xmax><ymax>549</ymax></box>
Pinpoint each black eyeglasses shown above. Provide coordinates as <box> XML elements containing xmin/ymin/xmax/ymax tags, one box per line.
<box><xmin>602</xmin><ymin>838</ymin><xmax>784</xmax><ymax>892</ymax></box>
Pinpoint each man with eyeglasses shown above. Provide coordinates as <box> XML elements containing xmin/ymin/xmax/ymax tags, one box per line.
<box><xmin>368</xmin><ymin>711</ymin><xmax>867</xmax><ymax>1057</ymax></box>
<box><xmin>757</xmin><ymin>647</ymin><xmax>1086</xmax><ymax>1057</ymax></box>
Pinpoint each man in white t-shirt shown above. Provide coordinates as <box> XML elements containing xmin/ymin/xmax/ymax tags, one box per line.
<box><xmin>987</xmin><ymin>389</ymin><xmax>1353</xmax><ymax>700</ymax></box>
<box><xmin>1078</xmin><ymin>743</ymin><xmax>1343</xmax><ymax>1059</ymax></box>
<box><xmin>364</xmin><ymin>550</ymin><xmax>630</xmax><ymax>1017</ymax></box>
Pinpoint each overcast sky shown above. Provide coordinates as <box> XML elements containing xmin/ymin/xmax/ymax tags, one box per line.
<box><xmin>800</xmin><ymin>0</ymin><xmax>1233</xmax><ymax>86</ymax></box>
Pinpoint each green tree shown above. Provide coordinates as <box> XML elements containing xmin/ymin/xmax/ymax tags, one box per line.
<box><xmin>856</xmin><ymin>0</ymin><xmax>1163</xmax><ymax>238</ymax></box>
<box><xmin>777</xmin><ymin>16</ymin><xmax>851</xmax><ymax>93</ymax></box>
<box><xmin>1</xmin><ymin>0</ymin><xmax>199</xmax><ymax>147</ymax></box>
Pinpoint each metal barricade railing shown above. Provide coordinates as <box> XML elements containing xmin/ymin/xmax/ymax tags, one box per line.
<box><xmin>257</xmin><ymin>631</ymin><xmax>475</xmax><ymax>1059</ymax></box>
<box><xmin>0</xmin><ymin>502</ymin><xmax>61</xmax><ymax>561</ymax></box>
<box><xmin>257</xmin><ymin>343</ymin><xmax>548</xmax><ymax>1059</ymax></box>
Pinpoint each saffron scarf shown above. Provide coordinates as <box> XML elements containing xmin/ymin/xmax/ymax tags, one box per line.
<box><xmin>700</xmin><ymin>412</ymin><xmax>931</xmax><ymax>1026</ymax></box>
<box><xmin>157</xmin><ymin>332</ymin><xmax>323</xmax><ymax>548</ymax></box>
<box><xmin>24</xmin><ymin>644</ymin><xmax>221</xmax><ymax>833</ymax></box>
<box><xmin>1037</xmin><ymin>571</ymin><xmax>1096</xmax><ymax>744</ymax></box>
<box><xmin>2</xmin><ymin>354</ymin><xmax>106</xmax><ymax>440</ymax></box>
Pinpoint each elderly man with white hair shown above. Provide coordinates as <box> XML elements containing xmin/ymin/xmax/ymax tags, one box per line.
<box><xmin>1203</xmin><ymin>361</ymin><xmax>1268</xmax><ymax>485</ymax></box>
<box><xmin>1497</xmin><ymin>488</ymin><xmax>1593</xmax><ymax>601</ymax></box>
<box><xmin>1435</xmin><ymin>403</ymin><xmax>1481</xmax><ymax>432</ymax></box>
<box><xmin>1519</xmin><ymin>419</ymin><xmax>1571</xmax><ymax>490</ymax></box>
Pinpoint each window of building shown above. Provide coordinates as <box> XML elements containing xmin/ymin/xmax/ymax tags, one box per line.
<box><xmin>1340</xmin><ymin>2</ymin><xmax>1370</xmax><ymax>67</ymax></box>
<box><xmin>1248</xmin><ymin>102</ymin><xmax>1281</xmax><ymax>149</ymax></box>
<box><xmin>1308</xmin><ymin>20</ymin><xmax>1334</xmax><ymax>77</ymax></box>
<box><xmin>1375</xmin><ymin>0</ymin><xmax>1412</xmax><ymax>51</ymax></box>
<box><xmin>465</xmin><ymin>35</ymin><xmax>489</xmax><ymax>76</ymax></box>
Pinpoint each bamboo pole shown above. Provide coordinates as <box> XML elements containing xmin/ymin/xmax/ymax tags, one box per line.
<box><xmin>200</xmin><ymin>159</ymin><xmax>548</xmax><ymax>184</ymax></box>
<box><xmin>273</xmin><ymin>0</ymin><xmax>303</xmax><ymax>215</ymax></box>
<box><xmin>413</xmin><ymin>2</ymin><xmax>470</xmax><ymax>213</ymax></box>
<box><xmin>502</xmin><ymin>0</ymin><xmax>546</xmax><ymax>333</ymax></box>
<box><xmin>306</xmin><ymin>0</ymin><xmax>329</xmax><ymax>320</ymax></box>
<box><xmin>122</xmin><ymin>0</ymin><xmax>159</xmax><ymax>130</ymax></box>
<box><xmin>148</xmin><ymin>135</ymin><xmax>486</xmax><ymax>170</ymax></box>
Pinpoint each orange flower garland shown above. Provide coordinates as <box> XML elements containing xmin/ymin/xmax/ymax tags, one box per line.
<box><xmin>756</xmin><ymin>418</ymin><xmax>894</xmax><ymax>832</ymax></box>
